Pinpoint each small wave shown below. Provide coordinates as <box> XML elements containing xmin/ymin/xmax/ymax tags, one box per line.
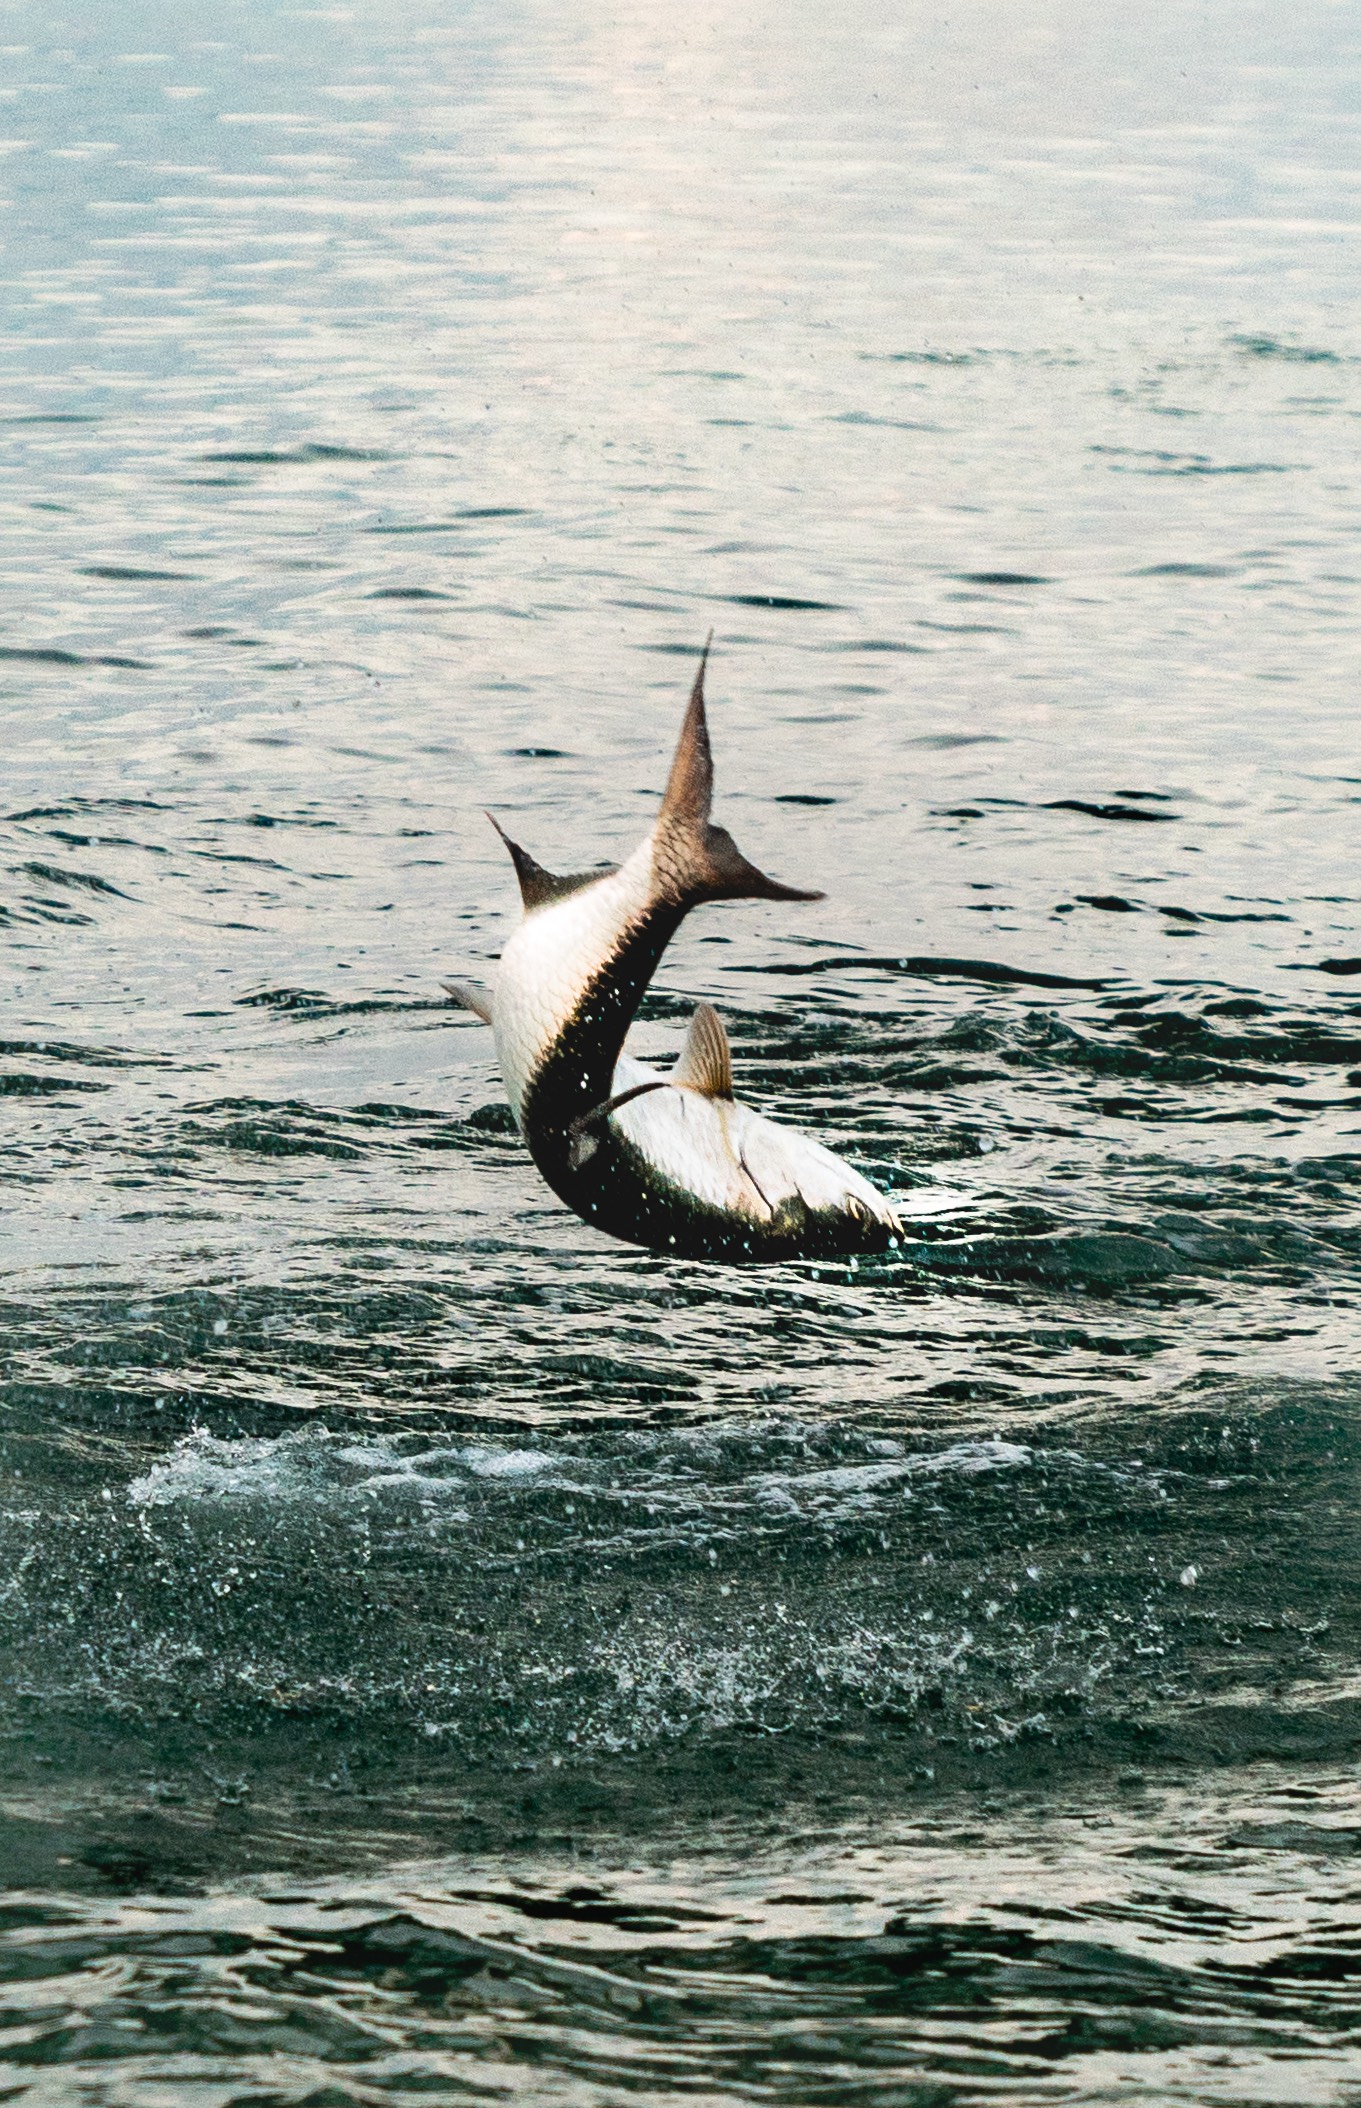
<box><xmin>366</xmin><ymin>586</ymin><xmax>454</xmax><ymax>601</ymax></box>
<box><xmin>1231</xmin><ymin>333</ymin><xmax>1346</xmax><ymax>363</ymax></box>
<box><xmin>1091</xmin><ymin>445</ymin><xmax>1296</xmax><ymax>477</ymax></box>
<box><xmin>128</xmin><ymin>1429</ymin><xmax>478</xmax><ymax>1511</ymax></box>
<box><xmin>18</xmin><ymin>860</ymin><xmax>129</xmax><ymax>898</ymax></box>
<box><xmin>1135</xmin><ymin>561</ymin><xmax>1237</xmax><ymax>577</ymax></box>
<box><xmin>232</xmin><ymin>987</ymin><xmax>452</xmax><ymax>1018</ymax></box>
<box><xmin>861</xmin><ymin>348</ymin><xmax>990</xmax><ymax>364</ymax></box>
<box><xmin>954</xmin><ymin>571</ymin><xmax>1051</xmax><ymax>586</ymax></box>
<box><xmin>0</xmin><ymin>1071</ymin><xmax>107</xmax><ymax>1096</ymax></box>
<box><xmin>0</xmin><ymin>646</ymin><xmax>155</xmax><ymax>669</ymax></box>
<box><xmin>1045</xmin><ymin>798</ymin><xmax>1177</xmax><ymax>824</ymax></box>
<box><xmin>124</xmin><ymin>1426</ymin><xmax>1033</xmax><ymax>1518</ymax></box>
<box><xmin>752</xmin><ymin>952</ymin><xmax>1106</xmax><ymax>990</ymax></box>
<box><xmin>199</xmin><ymin>443</ymin><xmax>390</xmax><ymax>463</ymax></box>
<box><xmin>79</xmin><ymin>565</ymin><xmax>197</xmax><ymax>582</ymax></box>
<box><xmin>721</xmin><ymin>594</ymin><xmax>844</xmax><ymax>611</ymax></box>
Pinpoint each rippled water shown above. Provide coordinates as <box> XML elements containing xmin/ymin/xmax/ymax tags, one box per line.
<box><xmin>3</xmin><ymin>0</ymin><xmax>1361</xmax><ymax>2098</ymax></box>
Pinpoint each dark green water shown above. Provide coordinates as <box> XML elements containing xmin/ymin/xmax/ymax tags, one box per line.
<box><xmin>3</xmin><ymin>0</ymin><xmax>1361</xmax><ymax>2098</ymax></box>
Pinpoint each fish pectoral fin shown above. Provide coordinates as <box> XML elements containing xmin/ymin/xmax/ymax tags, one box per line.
<box><xmin>566</xmin><ymin>1078</ymin><xmax>670</xmax><ymax>1170</ymax></box>
<box><xmin>671</xmin><ymin>1001</ymin><xmax>734</xmax><ymax>1099</ymax></box>
<box><xmin>442</xmin><ymin>977</ymin><xmax>495</xmax><ymax>1023</ymax></box>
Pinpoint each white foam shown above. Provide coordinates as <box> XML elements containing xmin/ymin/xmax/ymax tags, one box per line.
<box><xmin>127</xmin><ymin>1429</ymin><xmax>472</xmax><ymax>1510</ymax></box>
<box><xmin>123</xmin><ymin>1427</ymin><xmax>1035</xmax><ymax>1533</ymax></box>
<box><xmin>464</xmin><ymin>1447</ymin><xmax>555</xmax><ymax>1479</ymax></box>
<box><xmin>751</xmin><ymin>1439</ymin><xmax>1033</xmax><ymax>1509</ymax></box>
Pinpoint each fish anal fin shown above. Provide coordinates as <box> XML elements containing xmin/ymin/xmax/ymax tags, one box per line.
<box><xmin>672</xmin><ymin>1001</ymin><xmax>734</xmax><ymax>1099</ymax></box>
<box><xmin>653</xmin><ymin>648</ymin><xmax>824</xmax><ymax>908</ymax></box>
<box><xmin>443</xmin><ymin>977</ymin><xmax>494</xmax><ymax>1023</ymax></box>
<box><xmin>486</xmin><ymin>813</ymin><xmax>617</xmax><ymax>913</ymax></box>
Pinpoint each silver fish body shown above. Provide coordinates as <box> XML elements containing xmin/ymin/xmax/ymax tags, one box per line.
<box><xmin>453</xmin><ymin>650</ymin><xmax>903</xmax><ymax>1262</ymax></box>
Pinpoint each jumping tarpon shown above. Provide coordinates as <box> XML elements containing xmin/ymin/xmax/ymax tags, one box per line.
<box><xmin>446</xmin><ymin>647</ymin><xmax>904</xmax><ymax>1261</ymax></box>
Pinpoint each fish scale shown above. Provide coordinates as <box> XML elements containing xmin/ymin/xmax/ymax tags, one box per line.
<box><xmin>493</xmin><ymin>841</ymin><xmax>658</xmax><ymax>1122</ymax></box>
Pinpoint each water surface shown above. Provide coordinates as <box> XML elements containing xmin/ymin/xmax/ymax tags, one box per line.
<box><xmin>3</xmin><ymin>0</ymin><xmax>1361</xmax><ymax>2099</ymax></box>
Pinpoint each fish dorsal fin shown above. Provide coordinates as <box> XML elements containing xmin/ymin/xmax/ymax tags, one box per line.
<box><xmin>672</xmin><ymin>1001</ymin><xmax>734</xmax><ymax>1099</ymax></box>
<box><xmin>653</xmin><ymin>644</ymin><xmax>825</xmax><ymax>909</ymax></box>
<box><xmin>487</xmin><ymin>814</ymin><xmax>616</xmax><ymax>914</ymax></box>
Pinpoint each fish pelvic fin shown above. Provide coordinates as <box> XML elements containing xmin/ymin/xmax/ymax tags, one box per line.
<box><xmin>442</xmin><ymin>977</ymin><xmax>494</xmax><ymax>1023</ymax></box>
<box><xmin>566</xmin><ymin>1078</ymin><xmax>669</xmax><ymax>1170</ymax></box>
<box><xmin>653</xmin><ymin>642</ymin><xmax>824</xmax><ymax>907</ymax></box>
<box><xmin>487</xmin><ymin>812</ymin><xmax>618</xmax><ymax>914</ymax></box>
<box><xmin>671</xmin><ymin>1001</ymin><xmax>734</xmax><ymax>1099</ymax></box>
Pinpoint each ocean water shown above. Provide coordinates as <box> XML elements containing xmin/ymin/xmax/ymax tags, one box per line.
<box><xmin>3</xmin><ymin>0</ymin><xmax>1361</xmax><ymax>2098</ymax></box>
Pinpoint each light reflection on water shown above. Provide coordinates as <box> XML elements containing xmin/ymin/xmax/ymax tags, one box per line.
<box><xmin>2</xmin><ymin>0</ymin><xmax>1361</xmax><ymax>2100</ymax></box>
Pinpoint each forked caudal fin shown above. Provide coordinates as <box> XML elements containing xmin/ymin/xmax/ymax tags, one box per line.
<box><xmin>484</xmin><ymin>640</ymin><xmax>824</xmax><ymax>918</ymax></box>
<box><xmin>651</xmin><ymin>640</ymin><xmax>823</xmax><ymax>908</ymax></box>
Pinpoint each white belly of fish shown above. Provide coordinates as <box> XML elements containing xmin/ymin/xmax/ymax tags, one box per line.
<box><xmin>608</xmin><ymin>1053</ymin><xmax>896</xmax><ymax>1231</ymax></box>
<box><xmin>492</xmin><ymin>847</ymin><xmax>656</xmax><ymax>1122</ymax></box>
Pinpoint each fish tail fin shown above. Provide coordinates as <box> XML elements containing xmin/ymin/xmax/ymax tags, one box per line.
<box><xmin>654</xmin><ymin>640</ymin><xmax>824</xmax><ymax>906</ymax></box>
